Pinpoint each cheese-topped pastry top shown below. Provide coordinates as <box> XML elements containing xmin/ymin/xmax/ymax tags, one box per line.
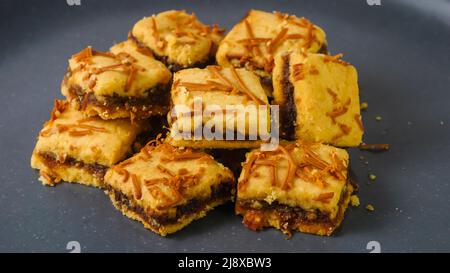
<box><xmin>32</xmin><ymin>100</ymin><xmax>147</xmax><ymax>166</ymax></box>
<box><xmin>216</xmin><ymin>10</ymin><xmax>327</xmax><ymax>76</ymax></box>
<box><xmin>62</xmin><ymin>40</ymin><xmax>171</xmax><ymax>99</ymax></box>
<box><xmin>273</xmin><ymin>52</ymin><xmax>363</xmax><ymax>147</ymax></box>
<box><xmin>130</xmin><ymin>10</ymin><xmax>224</xmax><ymax>70</ymax></box>
<box><xmin>237</xmin><ymin>141</ymin><xmax>349</xmax><ymax>219</ymax></box>
<box><xmin>169</xmin><ymin>66</ymin><xmax>269</xmax><ymax>141</ymax></box>
<box><xmin>104</xmin><ymin>142</ymin><xmax>235</xmax><ymax>213</ymax></box>
<box><xmin>171</xmin><ymin>66</ymin><xmax>268</xmax><ymax>107</ymax></box>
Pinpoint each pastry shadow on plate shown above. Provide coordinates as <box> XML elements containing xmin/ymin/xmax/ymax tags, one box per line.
<box><xmin>156</xmin><ymin>202</ymin><xmax>237</xmax><ymax>240</ymax></box>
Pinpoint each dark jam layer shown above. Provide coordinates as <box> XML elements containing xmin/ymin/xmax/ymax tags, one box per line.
<box><xmin>236</xmin><ymin>199</ymin><xmax>331</xmax><ymax>227</ymax></box>
<box><xmin>107</xmin><ymin>182</ymin><xmax>233</xmax><ymax>228</ymax></box>
<box><xmin>318</xmin><ymin>43</ymin><xmax>328</xmax><ymax>54</ymax></box>
<box><xmin>153</xmin><ymin>52</ymin><xmax>215</xmax><ymax>73</ymax></box>
<box><xmin>67</xmin><ymin>83</ymin><xmax>170</xmax><ymax>118</ymax></box>
<box><xmin>236</xmin><ymin>184</ymin><xmax>350</xmax><ymax>235</ymax></box>
<box><xmin>38</xmin><ymin>152</ymin><xmax>108</xmax><ymax>180</ymax></box>
<box><xmin>260</xmin><ymin>76</ymin><xmax>273</xmax><ymax>90</ymax></box>
<box><xmin>278</xmin><ymin>54</ymin><xmax>297</xmax><ymax>140</ymax></box>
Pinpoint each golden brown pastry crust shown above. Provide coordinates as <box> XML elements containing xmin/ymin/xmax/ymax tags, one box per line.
<box><xmin>167</xmin><ymin>66</ymin><xmax>270</xmax><ymax>149</ymax></box>
<box><xmin>61</xmin><ymin>40</ymin><xmax>172</xmax><ymax>120</ymax></box>
<box><xmin>130</xmin><ymin>10</ymin><xmax>225</xmax><ymax>71</ymax></box>
<box><xmin>216</xmin><ymin>10</ymin><xmax>327</xmax><ymax>78</ymax></box>
<box><xmin>236</xmin><ymin>141</ymin><xmax>353</xmax><ymax>236</ymax></box>
<box><xmin>31</xmin><ymin>100</ymin><xmax>148</xmax><ymax>187</ymax></box>
<box><xmin>273</xmin><ymin>52</ymin><xmax>363</xmax><ymax>147</ymax></box>
<box><xmin>104</xmin><ymin>141</ymin><xmax>235</xmax><ymax>235</ymax></box>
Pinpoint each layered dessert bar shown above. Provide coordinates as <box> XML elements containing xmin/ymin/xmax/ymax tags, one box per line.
<box><xmin>31</xmin><ymin>100</ymin><xmax>148</xmax><ymax>187</ymax></box>
<box><xmin>273</xmin><ymin>52</ymin><xmax>364</xmax><ymax>147</ymax></box>
<box><xmin>167</xmin><ymin>66</ymin><xmax>270</xmax><ymax>149</ymax></box>
<box><xmin>216</xmin><ymin>10</ymin><xmax>327</xmax><ymax>87</ymax></box>
<box><xmin>62</xmin><ymin>40</ymin><xmax>172</xmax><ymax>120</ymax></box>
<box><xmin>235</xmin><ymin>141</ymin><xmax>354</xmax><ymax>236</ymax></box>
<box><xmin>104</xmin><ymin>141</ymin><xmax>235</xmax><ymax>235</ymax></box>
<box><xmin>130</xmin><ymin>10</ymin><xmax>224</xmax><ymax>72</ymax></box>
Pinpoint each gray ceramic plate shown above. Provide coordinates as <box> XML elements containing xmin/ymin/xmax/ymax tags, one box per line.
<box><xmin>1</xmin><ymin>0</ymin><xmax>449</xmax><ymax>252</ymax></box>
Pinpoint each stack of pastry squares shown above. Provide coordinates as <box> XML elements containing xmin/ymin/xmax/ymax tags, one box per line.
<box><xmin>31</xmin><ymin>9</ymin><xmax>363</xmax><ymax>237</ymax></box>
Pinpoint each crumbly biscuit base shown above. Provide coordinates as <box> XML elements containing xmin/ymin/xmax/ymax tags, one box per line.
<box><xmin>31</xmin><ymin>153</ymin><xmax>105</xmax><ymax>188</ymax></box>
<box><xmin>107</xmin><ymin>190</ymin><xmax>229</xmax><ymax>236</ymax></box>
<box><xmin>236</xmin><ymin>183</ymin><xmax>353</xmax><ymax>236</ymax></box>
